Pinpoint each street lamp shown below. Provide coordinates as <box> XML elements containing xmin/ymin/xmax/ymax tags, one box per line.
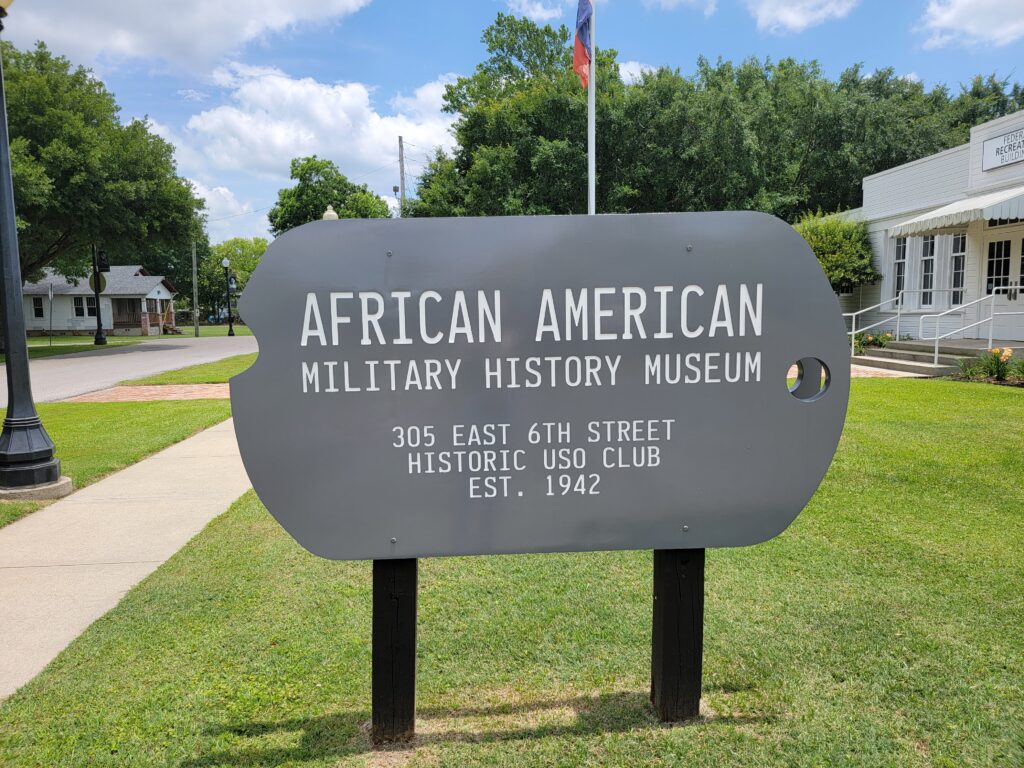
<box><xmin>222</xmin><ymin>257</ymin><xmax>235</xmax><ymax>337</ymax></box>
<box><xmin>393</xmin><ymin>186</ymin><xmax>401</xmax><ymax>219</ymax></box>
<box><xmin>322</xmin><ymin>205</ymin><xmax>339</xmax><ymax>221</ymax></box>
<box><xmin>91</xmin><ymin>246</ymin><xmax>109</xmax><ymax>345</ymax></box>
<box><xmin>0</xmin><ymin>0</ymin><xmax>69</xmax><ymax>494</ymax></box>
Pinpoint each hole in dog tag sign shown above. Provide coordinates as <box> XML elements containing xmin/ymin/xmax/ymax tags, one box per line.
<box><xmin>231</xmin><ymin>213</ymin><xmax>849</xmax><ymax>561</ymax></box>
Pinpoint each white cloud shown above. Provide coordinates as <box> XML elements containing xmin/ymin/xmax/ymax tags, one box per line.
<box><xmin>920</xmin><ymin>0</ymin><xmax>1024</xmax><ymax>49</ymax></box>
<box><xmin>190</xmin><ymin>180</ymin><xmax>268</xmax><ymax>242</ymax></box>
<box><xmin>620</xmin><ymin>60</ymin><xmax>655</xmax><ymax>84</ymax></box>
<box><xmin>383</xmin><ymin>195</ymin><xmax>401</xmax><ymax>217</ymax></box>
<box><xmin>644</xmin><ymin>0</ymin><xmax>718</xmax><ymax>16</ymax></box>
<box><xmin>151</xmin><ymin>66</ymin><xmax>457</xmax><ymax>241</ymax></box>
<box><xmin>4</xmin><ymin>0</ymin><xmax>371</xmax><ymax>70</ymax></box>
<box><xmin>901</xmin><ymin>72</ymin><xmax>921</xmax><ymax>83</ymax></box>
<box><xmin>507</xmin><ymin>0</ymin><xmax>567</xmax><ymax>22</ymax></box>
<box><xmin>143</xmin><ymin>118</ymin><xmax>207</xmax><ymax>180</ymax></box>
<box><xmin>181</xmin><ymin>65</ymin><xmax>457</xmax><ymax>187</ymax></box>
<box><xmin>390</xmin><ymin>76</ymin><xmax>456</xmax><ymax>120</ymax></box>
<box><xmin>177</xmin><ymin>89</ymin><xmax>210</xmax><ymax>103</ymax></box>
<box><xmin>743</xmin><ymin>0</ymin><xmax>857</xmax><ymax>33</ymax></box>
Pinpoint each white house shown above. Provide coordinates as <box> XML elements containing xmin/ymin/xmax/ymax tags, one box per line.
<box><xmin>22</xmin><ymin>266</ymin><xmax>178</xmax><ymax>337</ymax></box>
<box><xmin>845</xmin><ymin>111</ymin><xmax>1024</xmax><ymax>366</ymax></box>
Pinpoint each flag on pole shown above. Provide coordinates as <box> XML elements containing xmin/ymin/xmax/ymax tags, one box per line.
<box><xmin>573</xmin><ymin>0</ymin><xmax>593</xmax><ymax>89</ymax></box>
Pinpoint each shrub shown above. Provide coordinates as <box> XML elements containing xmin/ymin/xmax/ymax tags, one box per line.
<box><xmin>1010</xmin><ymin>357</ymin><xmax>1024</xmax><ymax>381</ymax></box>
<box><xmin>794</xmin><ymin>211</ymin><xmax>881</xmax><ymax>294</ymax></box>
<box><xmin>852</xmin><ymin>330</ymin><xmax>893</xmax><ymax>356</ymax></box>
<box><xmin>962</xmin><ymin>348</ymin><xmax>1019</xmax><ymax>382</ymax></box>
<box><xmin>987</xmin><ymin>347</ymin><xmax>1013</xmax><ymax>381</ymax></box>
<box><xmin>957</xmin><ymin>356</ymin><xmax>983</xmax><ymax>379</ymax></box>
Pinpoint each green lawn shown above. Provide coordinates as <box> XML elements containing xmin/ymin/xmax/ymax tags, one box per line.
<box><xmin>124</xmin><ymin>353</ymin><xmax>257</xmax><ymax>385</ymax></box>
<box><xmin>0</xmin><ymin>337</ymin><xmax>143</xmax><ymax>363</ymax></box>
<box><xmin>0</xmin><ymin>379</ymin><xmax>1021</xmax><ymax>767</ymax></box>
<box><xmin>0</xmin><ymin>400</ymin><xmax>232</xmax><ymax>528</ymax></box>
<box><xmin>26</xmin><ymin>336</ymin><xmax>141</xmax><ymax>346</ymax></box>
<box><xmin>185</xmin><ymin>324</ymin><xmax>253</xmax><ymax>337</ymax></box>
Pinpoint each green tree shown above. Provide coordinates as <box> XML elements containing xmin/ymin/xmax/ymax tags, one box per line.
<box><xmin>197</xmin><ymin>237</ymin><xmax>267</xmax><ymax>320</ymax></box>
<box><xmin>410</xmin><ymin>14</ymin><xmax>1023</xmax><ymax>223</ymax></box>
<box><xmin>267</xmin><ymin>156</ymin><xmax>390</xmax><ymax>235</ymax></box>
<box><xmin>443</xmin><ymin>12</ymin><xmax>572</xmax><ymax>113</ymax></box>
<box><xmin>5</xmin><ymin>42</ymin><xmax>204</xmax><ymax>280</ymax></box>
<box><xmin>793</xmin><ymin>211</ymin><xmax>879</xmax><ymax>292</ymax></box>
<box><xmin>410</xmin><ymin>14</ymin><xmax>622</xmax><ymax>218</ymax></box>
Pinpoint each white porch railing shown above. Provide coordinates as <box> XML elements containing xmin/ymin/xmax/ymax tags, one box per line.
<box><xmin>842</xmin><ymin>288</ymin><xmax>962</xmax><ymax>356</ymax></box>
<box><xmin>918</xmin><ymin>284</ymin><xmax>1023</xmax><ymax>365</ymax></box>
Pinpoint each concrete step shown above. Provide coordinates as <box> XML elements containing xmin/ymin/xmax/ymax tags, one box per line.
<box><xmin>865</xmin><ymin>347</ymin><xmax>973</xmax><ymax>366</ymax></box>
<box><xmin>886</xmin><ymin>340</ymin><xmax>1019</xmax><ymax>357</ymax></box>
<box><xmin>852</xmin><ymin>355</ymin><xmax>958</xmax><ymax>377</ymax></box>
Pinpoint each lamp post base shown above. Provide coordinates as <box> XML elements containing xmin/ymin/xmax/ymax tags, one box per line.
<box><xmin>0</xmin><ymin>473</ymin><xmax>73</xmax><ymax>500</ymax></box>
<box><xmin>0</xmin><ymin>415</ymin><xmax>61</xmax><ymax>488</ymax></box>
<box><xmin>0</xmin><ymin>456</ymin><xmax>62</xmax><ymax>488</ymax></box>
<box><xmin>94</xmin><ymin>333</ymin><xmax>107</xmax><ymax>345</ymax></box>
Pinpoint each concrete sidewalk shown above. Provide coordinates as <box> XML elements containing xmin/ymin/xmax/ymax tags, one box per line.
<box><xmin>0</xmin><ymin>418</ymin><xmax>251</xmax><ymax>699</ymax></box>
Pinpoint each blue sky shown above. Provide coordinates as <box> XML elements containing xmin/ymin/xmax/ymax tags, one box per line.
<box><xmin>6</xmin><ymin>0</ymin><xmax>1024</xmax><ymax>242</ymax></box>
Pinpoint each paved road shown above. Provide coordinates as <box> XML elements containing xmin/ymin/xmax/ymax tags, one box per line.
<box><xmin>0</xmin><ymin>335</ymin><xmax>257</xmax><ymax>406</ymax></box>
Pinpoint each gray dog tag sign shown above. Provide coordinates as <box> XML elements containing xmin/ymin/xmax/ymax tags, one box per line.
<box><xmin>231</xmin><ymin>213</ymin><xmax>849</xmax><ymax>560</ymax></box>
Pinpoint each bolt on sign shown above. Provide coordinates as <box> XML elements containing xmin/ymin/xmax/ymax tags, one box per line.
<box><xmin>231</xmin><ymin>213</ymin><xmax>849</xmax><ymax>560</ymax></box>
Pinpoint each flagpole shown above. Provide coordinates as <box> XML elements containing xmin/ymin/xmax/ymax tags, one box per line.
<box><xmin>587</xmin><ymin>2</ymin><xmax>596</xmax><ymax>216</ymax></box>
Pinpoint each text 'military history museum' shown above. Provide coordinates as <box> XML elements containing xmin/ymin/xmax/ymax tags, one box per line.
<box><xmin>846</xmin><ymin>110</ymin><xmax>1024</xmax><ymax>348</ymax></box>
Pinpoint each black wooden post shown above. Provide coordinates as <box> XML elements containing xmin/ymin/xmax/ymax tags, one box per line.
<box><xmin>651</xmin><ymin>548</ymin><xmax>705</xmax><ymax>721</ymax></box>
<box><xmin>372</xmin><ymin>558</ymin><xmax>418</xmax><ymax>744</ymax></box>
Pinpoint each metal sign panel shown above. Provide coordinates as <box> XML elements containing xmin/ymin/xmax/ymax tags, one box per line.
<box><xmin>983</xmin><ymin>127</ymin><xmax>1024</xmax><ymax>171</ymax></box>
<box><xmin>88</xmin><ymin>272</ymin><xmax>106</xmax><ymax>294</ymax></box>
<box><xmin>231</xmin><ymin>213</ymin><xmax>849</xmax><ymax>560</ymax></box>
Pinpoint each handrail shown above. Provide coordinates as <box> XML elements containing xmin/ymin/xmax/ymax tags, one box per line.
<box><xmin>917</xmin><ymin>293</ymin><xmax>995</xmax><ymax>339</ymax></box>
<box><xmin>844</xmin><ymin>285</ymin><xmax>1022</xmax><ymax>362</ymax></box>
<box><xmin>845</xmin><ymin>296</ymin><xmax>898</xmax><ymax>320</ymax></box>
<box><xmin>918</xmin><ymin>284</ymin><xmax>1021</xmax><ymax>364</ymax></box>
<box><xmin>988</xmin><ymin>311</ymin><xmax>1024</xmax><ymax>348</ymax></box>
<box><xmin>844</xmin><ymin>297</ymin><xmax>899</xmax><ymax>356</ymax></box>
<box><xmin>919</xmin><ymin>285</ymin><xmax>1019</xmax><ymax>339</ymax></box>
<box><xmin>842</xmin><ymin>288</ymin><xmax>962</xmax><ymax>356</ymax></box>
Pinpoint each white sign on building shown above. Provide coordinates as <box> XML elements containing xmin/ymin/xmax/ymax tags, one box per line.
<box><xmin>982</xmin><ymin>128</ymin><xmax>1024</xmax><ymax>171</ymax></box>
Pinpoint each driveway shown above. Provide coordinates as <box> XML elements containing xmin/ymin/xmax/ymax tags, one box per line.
<box><xmin>0</xmin><ymin>335</ymin><xmax>257</xmax><ymax>406</ymax></box>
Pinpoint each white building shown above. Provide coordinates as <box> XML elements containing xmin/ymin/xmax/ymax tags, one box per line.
<box><xmin>847</xmin><ymin>111</ymin><xmax>1024</xmax><ymax>362</ymax></box>
<box><xmin>22</xmin><ymin>266</ymin><xmax>178</xmax><ymax>337</ymax></box>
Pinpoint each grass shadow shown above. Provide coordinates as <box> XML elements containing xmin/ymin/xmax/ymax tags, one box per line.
<box><xmin>183</xmin><ymin>690</ymin><xmax>772</xmax><ymax>767</ymax></box>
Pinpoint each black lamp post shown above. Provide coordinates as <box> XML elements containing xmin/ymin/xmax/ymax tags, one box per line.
<box><xmin>222</xmin><ymin>257</ymin><xmax>235</xmax><ymax>336</ymax></box>
<box><xmin>0</xmin><ymin>0</ymin><xmax>63</xmax><ymax>489</ymax></box>
<box><xmin>91</xmin><ymin>245</ymin><xmax>108</xmax><ymax>345</ymax></box>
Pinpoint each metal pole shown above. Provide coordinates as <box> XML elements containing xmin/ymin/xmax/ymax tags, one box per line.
<box><xmin>988</xmin><ymin>296</ymin><xmax>994</xmax><ymax>349</ymax></box>
<box><xmin>587</xmin><ymin>3</ymin><xmax>596</xmax><ymax>216</ymax></box>
<box><xmin>191</xmin><ymin>241</ymin><xmax>199</xmax><ymax>337</ymax></box>
<box><xmin>398</xmin><ymin>136</ymin><xmax>406</xmax><ymax>215</ymax></box>
<box><xmin>91</xmin><ymin>245</ymin><xmax>106</xmax><ymax>345</ymax></box>
<box><xmin>224</xmin><ymin>264</ymin><xmax>234</xmax><ymax>337</ymax></box>
<box><xmin>0</xmin><ymin>8</ymin><xmax>62</xmax><ymax>489</ymax></box>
